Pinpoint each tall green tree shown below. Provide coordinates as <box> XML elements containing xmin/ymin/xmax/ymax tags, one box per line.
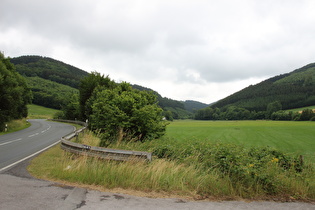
<box><xmin>62</xmin><ymin>94</ymin><xmax>80</xmax><ymax>120</ymax></box>
<box><xmin>89</xmin><ymin>82</ymin><xmax>167</xmax><ymax>145</ymax></box>
<box><xmin>79</xmin><ymin>72</ymin><xmax>115</xmax><ymax>120</ymax></box>
<box><xmin>0</xmin><ymin>53</ymin><xmax>32</xmax><ymax>130</ymax></box>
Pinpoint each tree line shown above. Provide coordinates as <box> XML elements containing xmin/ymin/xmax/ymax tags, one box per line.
<box><xmin>195</xmin><ymin>101</ymin><xmax>315</xmax><ymax>121</ymax></box>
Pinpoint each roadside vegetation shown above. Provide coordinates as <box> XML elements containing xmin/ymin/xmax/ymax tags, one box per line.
<box><xmin>0</xmin><ymin>118</ymin><xmax>30</xmax><ymax>135</ymax></box>
<box><xmin>29</xmin><ymin>120</ymin><xmax>315</xmax><ymax>201</ymax></box>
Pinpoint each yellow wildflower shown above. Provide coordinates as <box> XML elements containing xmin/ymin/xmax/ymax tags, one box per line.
<box><xmin>271</xmin><ymin>157</ymin><xmax>279</xmax><ymax>163</ymax></box>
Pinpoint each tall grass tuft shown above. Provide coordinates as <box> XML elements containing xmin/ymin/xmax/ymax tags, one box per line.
<box><xmin>74</xmin><ymin>130</ymin><xmax>100</xmax><ymax>146</ymax></box>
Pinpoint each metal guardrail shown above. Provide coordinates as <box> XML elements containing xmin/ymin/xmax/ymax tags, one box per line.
<box><xmin>49</xmin><ymin>119</ymin><xmax>87</xmax><ymax>127</ymax></box>
<box><xmin>50</xmin><ymin>119</ymin><xmax>152</xmax><ymax>161</ymax></box>
<box><xmin>60</xmin><ymin>139</ymin><xmax>152</xmax><ymax>161</ymax></box>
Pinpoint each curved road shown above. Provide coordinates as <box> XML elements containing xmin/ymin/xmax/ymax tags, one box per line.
<box><xmin>0</xmin><ymin>119</ymin><xmax>74</xmax><ymax>171</ymax></box>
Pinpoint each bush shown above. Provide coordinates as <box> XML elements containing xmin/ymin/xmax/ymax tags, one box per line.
<box><xmin>53</xmin><ymin>111</ymin><xmax>65</xmax><ymax>119</ymax></box>
<box><xmin>90</xmin><ymin>82</ymin><xmax>168</xmax><ymax>144</ymax></box>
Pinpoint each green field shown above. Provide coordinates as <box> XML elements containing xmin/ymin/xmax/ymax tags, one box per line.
<box><xmin>27</xmin><ymin>104</ymin><xmax>59</xmax><ymax>119</ymax></box>
<box><xmin>165</xmin><ymin>120</ymin><xmax>315</xmax><ymax>159</ymax></box>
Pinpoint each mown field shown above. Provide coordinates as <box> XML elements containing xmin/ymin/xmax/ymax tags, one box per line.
<box><xmin>165</xmin><ymin>120</ymin><xmax>315</xmax><ymax>160</ymax></box>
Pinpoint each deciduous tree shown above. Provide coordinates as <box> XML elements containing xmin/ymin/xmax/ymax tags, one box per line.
<box><xmin>89</xmin><ymin>82</ymin><xmax>167</xmax><ymax>145</ymax></box>
<box><xmin>0</xmin><ymin>53</ymin><xmax>32</xmax><ymax>130</ymax></box>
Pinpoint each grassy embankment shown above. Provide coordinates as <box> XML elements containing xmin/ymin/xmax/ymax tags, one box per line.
<box><xmin>0</xmin><ymin>118</ymin><xmax>30</xmax><ymax>135</ymax></box>
<box><xmin>29</xmin><ymin>119</ymin><xmax>315</xmax><ymax>201</ymax></box>
<box><xmin>1</xmin><ymin>104</ymin><xmax>58</xmax><ymax>135</ymax></box>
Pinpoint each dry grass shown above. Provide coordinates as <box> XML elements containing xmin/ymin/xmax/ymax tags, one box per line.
<box><xmin>29</xmin><ymin>145</ymin><xmax>235</xmax><ymax>199</ymax></box>
<box><xmin>74</xmin><ymin>130</ymin><xmax>100</xmax><ymax>146</ymax></box>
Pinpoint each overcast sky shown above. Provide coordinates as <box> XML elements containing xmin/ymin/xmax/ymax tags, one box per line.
<box><xmin>1</xmin><ymin>0</ymin><xmax>315</xmax><ymax>104</ymax></box>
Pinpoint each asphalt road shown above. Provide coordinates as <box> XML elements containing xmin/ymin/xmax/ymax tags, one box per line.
<box><xmin>0</xmin><ymin>119</ymin><xmax>75</xmax><ymax>172</ymax></box>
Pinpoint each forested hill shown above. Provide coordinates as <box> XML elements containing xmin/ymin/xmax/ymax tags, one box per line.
<box><xmin>10</xmin><ymin>55</ymin><xmax>207</xmax><ymax>118</ymax></box>
<box><xmin>212</xmin><ymin>62</ymin><xmax>315</xmax><ymax>111</ymax></box>
<box><xmin>11</xmin><ymin>55</ymin><xmax>89</xmax><ymax>88</ymax></box>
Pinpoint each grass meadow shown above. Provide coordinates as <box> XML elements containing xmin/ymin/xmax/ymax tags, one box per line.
<box><xmin>164</xmin><ymin>120</ymin><xmax>315</xmax><ymax>160</ymax></box>
<box><xmin>27</xmin><ymin>104</ymin><xmax>59</xmax><ymax>119</ymax></box>
<box><xmin>29</xmin><ymin>119</ymin><xmax>315</xmax><ymax>201</ymax></box>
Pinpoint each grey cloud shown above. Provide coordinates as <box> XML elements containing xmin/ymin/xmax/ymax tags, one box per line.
<box><xmin>1</xmin><ymin>0</ymin><xmax>315</xmax><ymax>102</ymax></box>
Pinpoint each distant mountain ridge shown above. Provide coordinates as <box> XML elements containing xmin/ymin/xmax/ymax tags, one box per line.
<box><xmin>211</xmin><ymin>62</ymin><xmax>315</xmax><ymax>111</ymax></box>
<box><xmin>131</xmin><ymin>84</ymin><xmax>209</xmax><ymax>113</ymax></box>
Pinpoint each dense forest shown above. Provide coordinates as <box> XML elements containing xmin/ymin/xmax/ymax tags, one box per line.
<box><xmin>26</xmin><ymin>76</ymin><xmax>78</xmax><ymax>109</ymax></box>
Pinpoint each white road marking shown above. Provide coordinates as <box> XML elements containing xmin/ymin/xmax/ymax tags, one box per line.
<box><xmin>0</xmin><ymin>138</ymin><xmax>22</xmax><ymax>146</ymax></box>
<box><xmin>41</xmin><ymin>125</ymin><xmax>52</xmax><ymax>133</ymax></box>
<box><xmin>28</xmin><ymin>133</ymin><xmax>39</xmax><ymax>137</ymax></box>
<box><xmin>0</xmin><ymin>140</ymin><xmax>61</xmax><ymax>172</ymax></box>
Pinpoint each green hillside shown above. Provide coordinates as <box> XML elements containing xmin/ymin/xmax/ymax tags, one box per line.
<box><xmin>11</xmin><ymin>55</ymin><xmax>89</xmax><ymax>88</ymax></box>
<box><xmin>212</xmin><ymin>63</ymin><xmax>315</xmax><ymax>111</ymax></box>
<box><xmin>10</xmin><ymin>56</ymin><xmax>86</xmax><ymax>109</ymax></box>
<box><xmin>26</xmin><ymin>76</ymin><xmax>78</xmax><ymax>109</ymax></box>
